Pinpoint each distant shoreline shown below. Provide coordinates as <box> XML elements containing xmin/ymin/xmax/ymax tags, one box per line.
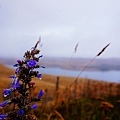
<box><xmin>2</xmin><ymin>64</ymin><xmax>120</xmax><ymax>83</ymax></box>
<box><xmin>1</xmin><ymin>57</ymin><xmax>120</xmax><ymax>71</ymax></box>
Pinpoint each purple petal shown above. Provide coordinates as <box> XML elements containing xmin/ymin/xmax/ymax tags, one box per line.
<box><xmin>37</xmin><ymin>74</ymin><xmax>42</xmax><ymax>79</ymax></box>
<box><xmin>27</xmin><ymin>60</ymin><xmax>37</xmax><ymax>67</ymax></box>
<box><xmin>38</xmin><ymin>90</ymin><xmax>44</xmax><ymax>99</ymax></box>
<box><xmin>17</xmin><ymin>60</ymin><xmax>22</xmax><ymax>64</ymax></box>
<box><xmin>39</xmin><ymin>55</ymin><xmax>43</xmax><ymax>58</ymax></box>
<box><xmin>13</xmin><ymin>64</ymin><xmax>19</xmax><ymax>67</ymax></box>
<box><xmin>31</xmin><ymin>104</ymin><xmax>38</xmax><ymax>109</ymax></box>
<box><xmin>15</xmin><ymin>68</ymin><xmax>20</xmax><ymax>74</ymax></box>
<box><xmin>0</xmin><ymin>100</ymin><xmax>10</xmax><ymax>107</ymax></box>
<box><xmin>18</xmin><ymin>109</ymin><xmax>24</xmax><ymax>116</ymax></box>
<box><xmin>9</xmin><ymin>75</ymin><xmax>15</xmax><ymax>79</ymax></box>
<box><xmin>13</xmin><ymin>79</ymin><xmax>20</xmax><ymax>89</ymax></box>
<box><xmin>0</xmin><ymin>114</ymin><xmax>7</xmax><ymax>119</ymax></box>
<box><xmin>3</xmin><ymin>89</ymin><xmax>12</xmax><ymax>97</ymax></box>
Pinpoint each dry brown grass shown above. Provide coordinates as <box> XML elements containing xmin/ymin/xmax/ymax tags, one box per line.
<box><xmin>0</xmin><ymin>63</ymin><xmax>119</xmax><ymax>101</ymax></box>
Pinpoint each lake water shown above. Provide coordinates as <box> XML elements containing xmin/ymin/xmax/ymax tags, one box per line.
<box><xmin>7</xmin><ymin>65</ymin><xmax>120</xmax><ymax>83</ymax></box>
<box><xmin>39</xmin><ymin>67</ymin><xmax>120</xmax><ymax>83</ymax></box>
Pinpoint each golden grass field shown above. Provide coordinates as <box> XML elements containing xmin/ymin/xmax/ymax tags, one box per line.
<box><xmin>0</xmin><ymin>63</ymin><xmax>119</xmax><ymax>101</ymax></box>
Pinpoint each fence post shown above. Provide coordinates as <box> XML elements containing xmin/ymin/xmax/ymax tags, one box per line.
<box><xmin>55</xmin><ymin>76</ymin><xmax>60</xmax><ymax>99</ymax></box>
<box><xmin>56</xmin><ymin>76</ymin><xmax>60</xmax><ymax>91</ymax></box>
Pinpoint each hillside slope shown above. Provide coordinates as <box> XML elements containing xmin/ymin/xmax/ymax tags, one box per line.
<box><xmin>0</xmin><ymin>64</ymin><xmax>119</xmax><ymax>101</ymax></box>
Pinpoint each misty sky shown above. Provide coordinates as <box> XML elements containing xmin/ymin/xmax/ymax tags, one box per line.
<box><xmin>0</xmin><ymin>0</ymin><xmax>120</xmax><ymax>58</ymax></box>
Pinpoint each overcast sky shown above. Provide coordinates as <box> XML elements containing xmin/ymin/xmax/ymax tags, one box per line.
<box><xmin>0</xmin><ymin>0</ymin><xmax>120</xmax><ymax>58</ymax></box>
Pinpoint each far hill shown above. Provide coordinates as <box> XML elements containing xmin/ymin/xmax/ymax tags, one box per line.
<box><xmin>40</xmin><ymin>57</ymin><xmax>120</xmax><ymax>71</ymax></box>
<box><xmin>0</xmin><ymin>57</ymin><xmax>120</xmax><ymax>71</ymax></box>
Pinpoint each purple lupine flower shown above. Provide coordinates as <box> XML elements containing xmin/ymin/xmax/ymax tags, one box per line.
<box><xmin>18</xmin><ymin>109</ymin><xmax>24</xmax><ymax>116</ymax></box>
<box><xmin>27</xmin><ymin>59</ymin><xmax>37</xmax><ymax>67</ymax></box>
<box><xmin>31</xmin><ymin>104</ymin><xmax>38</xmax><ymax>109</ymax></box>
<box><xmin>3</xmin><ymin>89</ymin><xmax>12</xmax><ymax>97</ymax></box>
<box><xmin>0</xmin><ymin>114</ymin><xmax>7</xmax><ymax>119</ymax></box>
<box><xmin>37</xmin><ymin>73</ymin><xmax>42</xmax><ymax>79</ymax></box>
<box><xmin>0</xmin><ymin>100</ymin><xmax>10</xmax><ymax>108</ymax></box>
<box><xmin>38</xmin><ymin>90</ymin><xmax>44</xmax><ymax>99</ymax></box>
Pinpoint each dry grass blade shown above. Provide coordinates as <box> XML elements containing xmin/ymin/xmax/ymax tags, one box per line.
<box><xmin>64</xmin><ymin>42</ymin><xmax>79</xmax><ymax>76</ymax></box>
<box><xmin>47</xmin><ymin>113</ymin><xmax>53</xmax><ymax>120</ymax></box>
<box><xmin>64</xmin><ymin>43</ymin><xmax>110</xmax><ymax>95</ymax></box>
<box><xmin>47</xmin><ymin>110</ymin><xmax>64</xmax><ymax>120</ymax></box>
<box><xmin>34</xmin><ymin>37</ymin><xmax>41</xmax><ymax>49</ymax></box>
<box><xmin>97</xmin><ymin>43</ymin><xmax>110</xmax><ymax>56</ymax></box>
<box><xmin>74</xmin><ymin>42</ymin><xmax>79</xmax><ymax>53</ymax></box>
<box><xmin>54</xmin><ymin>110</ymin><xmax>64</xmax><ymax>120</ymax></box>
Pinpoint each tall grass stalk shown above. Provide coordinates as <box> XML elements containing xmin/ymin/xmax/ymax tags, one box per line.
<box><xmin>64</xmin><ymin>42</ymin><xmax>79</xmax><ymax>77</ymax></box>
<box><xmin>64</xmin><ymin>43</ymin><xmax>110</xmax><ymax>96</ymax></box>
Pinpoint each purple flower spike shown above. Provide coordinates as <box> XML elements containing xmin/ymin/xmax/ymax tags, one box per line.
<box><xmin>31</xmin><ymin>104</ymin><xmax>38</xmax><ymax>109</ymax></box>
<box><xmin>3</xmin><ymin>89</ymin><xmax>12</xmax><ymax>97</ymax></box>
<box><xmin>37</xmin><ymin>73</ymin><xmax>42</xmax><ymax>79</ymax></box>
<box><xmin>27</xmin><ymin>59</ymin><xmax>37</xmax><ymax>67</ymax></box>
<box><xmin>18</xmin><ymin>109</ymin><xmax>24</xmax><ymax>116</ymax></box>
<box><xmin>0</xmin><ymin>114</ymin><xmax>7</xmax><ymax>119</ymax></box>
<box><xmin>38</xmin><ymin>90</ymin><xmax>44</xmax><ymax>99</ymax></box>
